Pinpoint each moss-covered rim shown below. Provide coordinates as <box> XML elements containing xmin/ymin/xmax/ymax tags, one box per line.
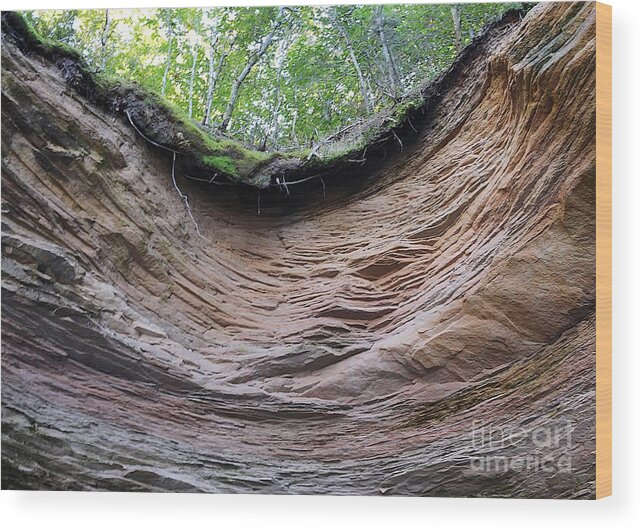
<box><xmin>1</xmin><ymin>8</ymin><xmax>528</xmax><ymax>190</ymax></box>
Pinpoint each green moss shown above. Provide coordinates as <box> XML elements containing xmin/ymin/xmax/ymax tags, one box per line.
<box><xmin>93</xmin><ymin>71</ymin><xmax>137</xmax><ymax>93</ymax></box>
<box><xmin>201</xmin><ymin>155</ymin><xmax>238</xmax><ymax>176</ymax></box>
<box><xmin>137</xmin><ymin>92</ymin><xmax>280</xmax><ymax>181</ymax></box>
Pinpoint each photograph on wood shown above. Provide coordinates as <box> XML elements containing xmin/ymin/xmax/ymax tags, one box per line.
<box><xmin>0</xmin><ymin>1</ymin><xmax>611</xmax><ymax>498</ymax></box>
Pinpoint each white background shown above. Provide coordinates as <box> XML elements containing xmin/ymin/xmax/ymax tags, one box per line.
<box><xmin>1</xmin><ymin>0</ymin><xmax>641</xmax><ymax>528</ymax></box>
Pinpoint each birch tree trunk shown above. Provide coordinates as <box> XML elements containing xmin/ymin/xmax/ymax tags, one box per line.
<box><xmin>219</xmin><ymin>8</ymin><xmax>285</xmax><ymax>131</ymax></box>
<box><xmin>187</xmin><ymin>19</ymin><xmax>201</xmax><ymax>119</ymax></box>
<box><xmin>161</xmin><ymin>11</ymin><xmax>174</xmax><ymax>97</ymax></box>
<box><xmin>268</xmin><ymin>70</ymin><xmax>283</xmax><ymax>147</ymax></box>
<box><xmin>329</xmin><ymin>9</ymin><xmax>373</xmax><ymax>114</ymax></box>
<box><xmin>203</xmin><ymin>30</ymin><xmax>227</xmax><ymax>127</ymax></box>
<box><xmin>290</xmin><ymin>108</ymin><xmax>298</xmax><ymax>145</ymax></box>
<box><xmin>99</xmin><ymin>9</ymin><xmax>110</xmax><ymax>72</ymax></box>
<box><xmin>373</xmin><ymin>5</ymin><xmax>401</xmax><ymax>98</ymax></box>
<box><xmin>451</xmin><ymin>5</ymin><xmax>463</xmax><ymax>53</ymax></box>
<box><xmin>203</xmin><ymin>34</ymin><xmax>236</xmax><ymax>127</ymax></box>
<box><xmin>203</xmin><ymin>35</ymin><xmax>218</xmax><ymax>126</ymax></box>
<box><xmin>268</xmin><ymin>32</ymin><xmax>292</xmax><ymax>147</ymax></box>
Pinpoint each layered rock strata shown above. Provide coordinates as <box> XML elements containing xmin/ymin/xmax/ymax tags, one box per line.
<box><xmin>1</xmin><ymin>2</ymin><xmax>597</xmax><ymax>497</ymax></box>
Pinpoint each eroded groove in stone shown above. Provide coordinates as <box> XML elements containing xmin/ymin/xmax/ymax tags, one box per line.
<box><xmin>1</xmin><ymin>2</ymin><xmax>596</xmax><ymax>496</ymax></box>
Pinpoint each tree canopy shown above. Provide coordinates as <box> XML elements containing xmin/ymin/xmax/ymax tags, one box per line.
<box><xmin>23</xmin><ymin>4</ymin><xmax>523</xmax><ymax>151</ymax></box>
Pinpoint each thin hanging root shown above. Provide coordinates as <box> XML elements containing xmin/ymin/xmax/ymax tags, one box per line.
<box><xmin>126</xmin><ymin>109</ymin><xmax>204</xmax><ymax>239</ymax></box>
<box><xmin>320</xmin><ymin>176</ymin><xmax>326</xmax><ymax>198</ymax></box>
<box><xmin>257</xmin><ymin>190</ymin><xmax>261</xmax><ymax>215</ymax></box>
<box><xmin>407</xmin><ymin>117</ymin><xmax>418</xmax><ymax>133</ymax></box>
<box><xmin>171</xmin><ymin>152</ymin><xmax>206</xmax><ymax>240</ymax></box>
<box><xmin>277</xmin><ymin>176</ymin><xmax>290</xmax><ymax>196</ymax></box>
<box><xmin>184</xmin><ymin>175</ymin><xmax>237</xmax><ymax>186</ymax></box>
<box><xmin>125</xmin><ymin>109</ymin><xmax>184</xmax><ymax>154</ymax></box>
<box><xmin>392</xmin><ymin>129</ymin><xmax>404</xmax><ymax>152</ymax></box>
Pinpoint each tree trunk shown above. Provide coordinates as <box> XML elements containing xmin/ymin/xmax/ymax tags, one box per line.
<box><xmin>269</xmin><ymin>33</ymin><xmax>291</xmax><ymax>147</ymax></box>
<box><xmin>452</xmin><ymin>5</ymin><xmax>463</xmax><ymax>53</ymax></box>
<box><xmin>202</xmin><ymin>36</ymin><xmax>218</xmax><ymax>126</ymax></box>
<box><xmin>187</xmin><ymin>20</ymin><xmax>201</xmax><ymax>119</ymax></box>
<box><xmin>269</xmin><ymin>69</ymin><xmax>283</xmax><ymax>147</ymax></box>
<box><xmin>99</xmin><ymin>9</ymin><xmax>110</xmax><ymax>72</ymax></box>
<box><xmin>219</xmin><ymin>8</ymin><xmax>285</xmax><ymax>131</ymax></box>
<box><xmin>330</xmin><ymin>9</ymin><xmax>373</xmax><ymax>114</ymax></box>
<box><xmin>373</xmin><ymin>5</ymin><xmax>401</xmax><ymax>98</ymax></box>
<box><xmin>290</xmin><ymin>108</ymin><xmax>298</xmax><ymax>145</ymax></box>
<box><xmin>203</xmin><ymin>33</ymin><xmax>238</xmax><ymax>127</ymax></box>
<box><xmin>161</xmin><ymin>11</ymin><xmax>173</xmax><ymax>97</ymax></box>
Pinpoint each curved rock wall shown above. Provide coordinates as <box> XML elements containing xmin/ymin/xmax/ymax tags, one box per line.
<box><xmin>1</xmin><ymin>2</ymin><xmax>596</xmax><ymax>497</ymax></box>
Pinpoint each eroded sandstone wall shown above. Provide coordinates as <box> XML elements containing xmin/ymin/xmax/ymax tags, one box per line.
<box><xmin>1</xmin><ymin>2</ymin><xmax>596</xmax><ymax>497</ymax></box>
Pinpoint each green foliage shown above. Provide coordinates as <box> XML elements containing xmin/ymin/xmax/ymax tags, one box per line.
<box><xmin>21</xmin><ymin>4</ymin><xmax>525</xmax><ymax>151</ymax></box>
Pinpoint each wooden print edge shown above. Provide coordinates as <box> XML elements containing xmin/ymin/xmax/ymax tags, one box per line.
<box><xmin>595</xmin><ymin>0</ymin><xmax>612</xmax><ymax>500</ymax></box>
